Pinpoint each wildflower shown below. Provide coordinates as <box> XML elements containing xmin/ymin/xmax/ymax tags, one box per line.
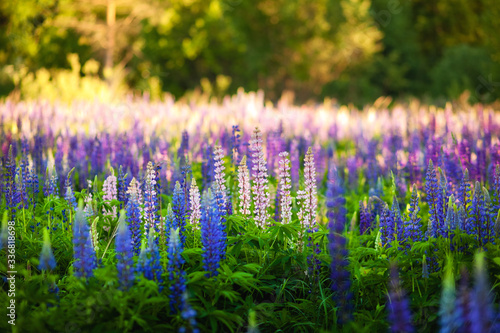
<box><xmin>144</xmin><ymin>162</ymin><xmax>159</xmax><ymax>235</ymax></box>
<box><xmin>380</xmin><ymin>204</ymin><xmax>395</xmax><ymax>247</ymax></box>
<box><xmin>90</xmin><ymin>217</ymin><xmax>99</xmax><ymax>254</ymax></box>
<box><xmin>237</xmin><ymin>156</ymin><xmax>252</xmax><ymax>216</ymax></box>
<box><xmin>173</xmin><ymin>181</ymin><xmax>187</xmax><ymax>247</ymax></box>
<box><xmin>404</xmin><ymin>184</ymin><xmax>422</xmax><ymax>242</ymax></box>
<box><xmin>73</xmin><ymin>207</ymin><xmax>97</xmax><ymax>279</ymax></box>
<box><xmin>38</xmin><ymin>229</ymin><xmax>56</xmax><ymax>271</ymax></box>
<box><xmin>116</xmin><ymin>212</ymin><xmax>134</xmax><ymax>290</ymax></box>
<box><xmin>359</xmin><ymin>200</ymin><xmax>372</xmax><ymax>235</ymax></box>
<box><xmin>167</xmin><ymin>228</ymin><xmax>186</xmax><ymax>314</ymax></box>
<box><xmin>297</xmin><ymin>147</ymin><xmax>318</xmax><ymax>231</ymax></box>
<box><xmin>425</xmin><ymin>160</ymin><xmax>442</xmax><ymax>238</ymax></box>
<box><xmin>117</xmin><ymin>165</ymin><xmax>128</xmax><ymax>208</ymax></box>
<box><xmin>387</xmin><ymin>264</ymin><xmax>413</xmax><ymax>333</ymax></box>
<box><xmin>189</xmin><ymin>178</ymin><xmax>201</xmax><ymax>229</ymax></box>
<box><xmin>213</xmin><ymin>145</ymin><xmax>227</xmax><ymax>209</ymax></box>
<box><xmin>250</xmin><ymin>127</ymin><xmax>270</xmax><ymax>228</ymax></box>
<box><xmin>201</xmin><ymin>190</ymin><xmax>226</xmax><ymax>277</ymax></box>
<box><xmin>278</xmin><ymin>152</ymin><xmax>292</xmax><ymax>224</ymax></box>
<box><xmin>102</xmin><ymin>171</ymin><xmax>118</xmax><ymax>220</ymax></box>
<box><xmin>137</xmin><ymin>229</ymin><xmax>163</xmax><ymax>290</ymax></box>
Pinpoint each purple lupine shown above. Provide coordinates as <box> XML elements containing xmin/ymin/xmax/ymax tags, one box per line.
<box><xmin>326</xmin><ymin>163</ymin><xmax>352</xmax><ymax>325</ymax></box>
<box><xmin>457</xmin><ymin>169</ymin><xmax>472</xmax><ymax>216</ymax></box>
<box><xmin>189</xmin><ymin>178</ymin><xmax>201</xmax><ymax>229</ymax></box>
<box><xmin>38</xmin><ymin>229</ymin><xmax>56</xmax><ymax>271</ymax></box>
<box><xmin>73</xmin><ymin>207</ymin><xmax>97</xmax><ymax>279</ymax></box>
<box><xmin>380</xmin><ymin>204</ymin><xmax>395</xmax><ymax>247</ymax></box>
<box><xmin>172</xmin><ymin>181</ymin><xmax>187</xmax><ymax>247</ymax></box>
<box><xmin>167</xmin><ymin>228</ymin><xmax>186</xmax><ymax>314</ymax></box>
<box><xmin>359</xmin><ymin>200</ymin><xmax>372</xmax><ymax>235</ymax></box>
<box><xmin>213</xmin><ymin>145</ymin><xmax>227</xmax><ymax>209</ymax></box>
<box><xmin>117</xmin><ymin>165</ymin><xmax>128</xmax><ymax>208</ymax></box>
<box><xmin>290</xmin><ymin>139</ymin><xmax>300</xmax><ymax>190</ymax></box>
<box><xmin>387</xmin><ymin>264</ymin><xmax>413</xmax><ymax>333</ymax></box>
<box><xmin>116</xmin><ymin>213</ymin><xmax>135</xmax><ymax>290</ymax></box>
<box><xmin>391</xmin><ymin>196</ymin><xmax>404</xmax><ymax>243</ymax></box>
<box><xmin>466</xmin><ymin>182</ymin><xmax>484</xmax><ymax>243</ymax></box>
<box><xmin>278</xmin><ymin>152</ymin><xmax>292</xmax><ymax>224</ymax></box>
<box><xmin>143</xmin><ymin>162</ymin><xmax>159</xmax><ymax>236</ymax></box>
<box><xmin>231</xmin><ymin>125</ymin><xmax>241</xmax><ymax>168</ymax></box>
<box><xmin>297</xmin><ymin>147</ymin><xmax>318</xmax><ymax>233</ymax></box>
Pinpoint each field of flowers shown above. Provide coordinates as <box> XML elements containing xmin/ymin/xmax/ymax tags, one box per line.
<box><xmin>1</xmin><ymin>92</ymin><xmax>500</xmax><ymax>332</ymax></box>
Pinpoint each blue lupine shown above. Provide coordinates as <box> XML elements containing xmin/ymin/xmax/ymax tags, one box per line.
<box><xmin>179</xmin><ymin>292</ymin><xmax>199</xmax><ymax>333</ymax></box>
<box><xmin>388</xmin><ymin>265</ymin><xmax>413</xmax><ymax>333</ymax></box>
<box><xmin>405</xmin><ymin>184</ymin><xmax>422</xmax><ymax>242</ymax></box>
<box><xmin>201</xmin><ymin>190</ymin><xmax>226</xmax><ymax>277</ymax></box>
<box><xmin>38</xmin><ymin>229</ymin><xmax>56</xmax><ymax>271</ymax></box>
<box><xmin>117</xmin><ymin>165</ymin><xmax>128</xmax><ymax>208</ymax></box>
<box><xmin>173</xmin><ymin>181</ymin><xmax>187</xmax><ymax>247</ymax></box>
<box><xmin>126</xmin><ymin>193</ymin><xmax>142</xmax><ymax>255</ymax></box>
<box><xmin>425</xmin><ymin>160</ymin><xmax>441</xmax><ymax>238</ymax></box>
<box><xmin>167</xmin><ymin>228</ymin><xmax>186</xmax><ymax>314</ymax></box>
<box><xmin>326</xmin><ymin>164</ymin><xmax>352</xmax><ymax>324</ymax></box>
<box><xmin>65</xmin><ymin>187</ymin><xmax>77</xmax><ymax>210</ymax></box>
<box><xmin>392</xmin><ymin>196</ymin><xmax>404</xmax><ymax>243</ymax></box>
<box><xmin>137</xmin><ymin>229</ymin><xmax>163</xmax><ymax>290</ymax></box>
<box><xmin>380</xmin><ymin>204</ymin><xmax>395</xmax><ymax>247</ymax></box>
<box><xmin>470</xmin><ymin>252</ymin><xmax>495</xmax><ymax>332</ymax></box>
<box><xmin>482</xmin><ymin>187</ymin><xmax>495</xmax><ymax>243</ymax></box>
<box><xmin>359</xmin><ymin>200</ymin><xmax>372</xmax><ymax>235</ymax></box>
<box><xmin>116</xmin><ymin>213</ymin><xmax>135</xmax><ymax>290</ymax></box>
<box><xmin>466</xmin><ymin>182</ymin><xmax>484</xmax><ymax>244</ymax></box>
<box><xmin>73</xmin><ymin>207</ymin><xmax>97</xmax><ymax>279</ymax></box>
<box><xmin>493</xmin><ymin>164</ymin><xmax>500</xmax><ymax>209</ymax></box>
<box><xmin>439</xmin><ymin>256</ymin><xmax>458</xmax><ymax>333</ymax></box>
<box><xmin>457</xmin><ymin>169</ymin><xmax>472</xmax><ymax>214</ymax></box>
<box><xmin>3</xmin><ymin>145</ymin><xmax>17</xmax><ymax>215</ymax></box>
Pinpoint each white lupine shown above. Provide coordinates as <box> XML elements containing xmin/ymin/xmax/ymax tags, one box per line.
<box><xmin>237</xmin><ymin>156</ymin><xmax>252</xmax><ymax>216</ymax></box>
<box><xmin>213</xmin><ymin>145</ymin><xmax>227</xmax><ymax>208</ymax></box>
<box><xmin>143</xmin><ymin>162</ymin><xmax>158</xmax><ymax>234</ymax></box>
<box><xmin>189</xmin><ymin>178</ymin><xmax>201</xmax><ymax>229</ymax></box>
<box><xmin>102</xmin><ymin>171</ymin><xmax>118</xmax><ymax>220</ymax></box>
<box><xmin>250</xmin><ymin>127</ymin><xmax>270</xmax><ymax>228</ymax></box>
<box><xmin>278</xmin><ymin>152</ymin><xmax>292</xmax><ymax>224</ymax></box>
<box><xmin>297</xmin><ymin>147</ymin><xmax>317</xmax><ymax>230</ymax></box>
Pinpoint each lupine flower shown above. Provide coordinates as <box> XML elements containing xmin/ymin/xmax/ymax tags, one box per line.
<box><xmin>90</xmin><ymin>216</ymin><xmax>99</xmax><ymax>254</ymax></box>
<box><xmin>73</xmin><ymin>207</ymin><xmax>97</xmax><ymax>279</ymax></box>
<box><xmin>387</xmin><ymin>264</ymin><xmax>413</xmax><ymax>333</ymax></box>
<box><xmin>457</xmin><ymin>169</ymin><xmax>472</xmax><ymax>213</ymax></box>
<box><xmin>380</xmin><ymin>204</ymin><xmax>395</xmax><ymax>247</ymax></box>
<box><xmin>38</xmin><ymin>229</ymin><xmax>56</xmax><ymax>271</ymax></box>
<box><xmin>173</xmin><ymin>181</ymin><xmax>187</xmax><ymax>247</ymax></box>
<box><xmin>237</xmin><ymin>156</ymin><xmax>252</xmax><ymax>216</ymax></box>
<box><xmin>164</xmin><ymin>203</ymin><xmax>174</xmax><ymax>244</ymax></box>
<box><xmin>167</xmin><ymin>228</ymin><xmax>186</xmax><ymax>314</ymax></box>
<box><xmin>425</xmin><ymin>160</ymin><xmax>442</xmax><ymax>238</ymax></box>
<box><xmin>44</xmin><ymin>166</ymin><xmax>59</xmax><ymax>198</ymax></box>
<box><xmin>65</xmin><ymin>187</ymin><xmax>77</xmax><ymax>210</ymax></box>
<box><xmin>297</xmin><ymin>147</ymin><xmax>318</xmax><ymax>231</ymax></box>
<box><xmin>250</xmin><ymin>127</ymin><xmax>270</xmax><ymax>228</ymax></box>
<box><xmin>278</xmin><ymin>152</ymin><xmax>292</xmax><ymax>224</ymax></box>
<box><xmin>137</xmin><ymin>229</ymin><xmax>163</xmax><ymax>290</ymax></box>
<box><xmin>179</xmin><ymin>292</ymin><xmax>199</xmax><ymax>333</ymax></box>
<box><xmin>117</xmin><ymin>165</ymin><xmax>128</xmax><ymax>208</ymax></box>
<box><xmin>439</xmin><ymin>256</ymin><xmax>458</xmax><ymax>333</ymax></box>
<box><xmin>231</xmin><ymin>125</ymin><xmax>241</xmax><ymax>168</ymax></box>
<box><xmin>201</xmin><ymin>190</ymin><xmax>226</xmax><ymax>277</ymax></box>
<box><xmin>116</xmin><ymin>212</ymin><xmax>134</xmax><ymax>290</ymax></box>
<box><xmin>470</xmin><ymin>252</ymin><xmax>495</xmax><ymax>332</ymax></box>
<box><xmin>213</xmin><ymin>145</ymin><xmax>227</xmax><ymax>209</ymax></box>
<box><xmin>189</xmin><ymin>178</ymin><xmax>201</xmax><ymax>229</ymax></box>
<box><xmin>404</xmin><ymin>184</ymin><xmax>422</xmax><ymax>242</ymax></box>
<box><xmin>392</xmin><ymin>196</ymin><xmax>405</xmax><ymax>243</ymax></box>
<box><xmin>326</xmin><ymin>163</ymin><xmax>352</xmax><ymax>324</ymax></box>
<box><xmin>359</xmin><ymin>200</ymin><xmax>372</xmax><ymax>235</ymax></box>
<box><xmin>144</xmin><ymin>162</ymin><xmax>159</xmax><ymax>235</ymax></box>
<box><xmin>102</xmin><ymin>171</ymin><xmax>118</xmax><ymax>220</ymax></box>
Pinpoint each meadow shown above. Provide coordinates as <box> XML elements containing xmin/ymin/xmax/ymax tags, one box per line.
<box><xmin>1</xmin><ymin>92</ymin><xmax>500</xmax><ymax>332</ymax></box>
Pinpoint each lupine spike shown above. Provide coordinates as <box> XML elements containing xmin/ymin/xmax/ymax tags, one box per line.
<box><xmin>277</xmin><ymin>151</ymin><xmax>292</xmax><ymax>224</ymax></box>
<box><xmin>116</xmin><ymin>212</ymin><xmax>135</xmax><ymax>290</ymax></box>
<box><xmin>237</xmin><ymin>155</ymin><xmax>252</xmax><ymax>216</ymax></box>
<box><xmin>250</xmin><ymin>127</ymin><xmax>270</xmax><ymax>228</ymax></box>
<box><xmin>189</xmin><ymin>178</ymin><xmax>201</xmax><ymax>229</ymax></box>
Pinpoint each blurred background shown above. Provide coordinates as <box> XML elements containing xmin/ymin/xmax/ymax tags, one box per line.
<box><xmin>1</xmin><ymin>0</ymin><xmax>500</xmax><ymax>106</ymax></box>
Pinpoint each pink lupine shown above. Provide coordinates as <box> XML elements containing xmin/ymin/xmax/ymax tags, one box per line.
<box><xmin>297</xmin><ymin>147</ymin><xmax>317</xmax><ymax>230</ymax></box>
<box><xmin>278</xmin><ymin>152</ymin><xmax>292</xmax><ymax>224</ymax></box>
<box><xmin>102</xmin><ymin>171</ymin><xmax>118</xmax><ymax>220</ymax></box>
<box><xmin>189</xmin><ymin>178</ymin><xmax>201</xmax><ymax>229</ymax></box>
<box><xmin>213</xmin><ymin>145</ymin><xmax>227</xmax><ymax>208</ymax></box>
<box><xmin>250</xmin><ymin>127</ymin><xmax>270</xmax><ymax>228</ymax></box>
<box><xmin>237</xmin><ymin>156</ymin><xmax>252</xmax><ymax>216</ymax></box>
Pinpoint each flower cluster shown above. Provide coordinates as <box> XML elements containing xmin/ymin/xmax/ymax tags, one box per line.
<box><xmin>73</xmin><ymin>207</ymin><xmax>97</xmax><ymax>279</ymax></box>
<box><xmin>297</xmin><ymin>147</ymin><xmax>317</xmax><ymax>231</ymax></box>
<box><xmin>277</xmin><ymin>151</ymin><xmax>292</xmax><ymax>224</ymax></box>
<box><xmin>116</xmin><ymin>213</ymin><xmax>135</xmax><ymax>290</ymax></box>
<box><xmin>213</xmin><ymin>145</ymin><xmax>227</xmax><ymax>209</ymax></box>
<box><xmin>167</xmin><ymin>228</ymin><xmax>186</xmax><ymax>314</ymax></box>
<box><xmin>250</xmin><ymin>127</ymin><xmax>270</xmax><ymax>228</ymax></box>
<box><xmin>201</xmin><ymin>190</ymin><xmax>226</xmax><ymax>277</ymax></box>
<box><xmin>237</xmin><ymin>156</ymin><xmax>252</xmax><ymax>216</ymax></box>
<box><xmin>189</xmin><ymin>178</ymin><xmax>201</xmax><ymax>229</ymax></box>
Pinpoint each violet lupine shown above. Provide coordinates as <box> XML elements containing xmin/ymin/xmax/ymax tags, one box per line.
<box><xmin>172</xmin><ymin>181</ymin><xmax>187</xmax><ymax>247</ymax></box>
<box><xmin>231</xmin><ymin>125</ymin><xmax>241</xmax><ymax>168</ymax></box>
<box><xmin>44</xmin><ymin>166</ymin><xmax>59</xmax><ymax>198</ymax></box>
<box><xmin>117</xmin><ymin>165</ymin><xmax>128</xmax><ymax>208</ymax></box>
<box><xmin>102</xmin><ymin>171</ymin><xmax>118</xmax><ymax>220</ymax></box>
<box><xmin>201</xmin><ymin>190</ymin><xmax>226</xmax><ymax>277</ymax></box>
<box><xmin>116</xmin><ymin>212</ymin><xmax>135</xmax><ymax>290</ymax></box>
<box><xmin>458</xmin><ymin>169</ymin><xmax>472</xmax><ymax>212</ymax></box>
<box><xmin>404</xmin><ymin>184</ymin><xmax>422</xmax><ymax>242</ymax></box>
<box><xmin>326</xmin><ymin>163</ymin><xmax>352</xmax><ymax>324</ymax></box>
<box><xmin>213</xmin><ymin>145</ymin><xmax>227</xmax><ymax>209</ymax></box>
<box><xmin>250</xmin><ymin>127</ymin><xmax>270</xmax><ymax>228</ymax></box>
<box><xmin>359</xmin><ymin>200</ymin><xmax>372</xmax><ymax>235</ymax></box>
<box><xmin>143</xmin><ymin>162</ymin><xmax>159</xmax><ymax>235</ymax></box>
<box><xmin>380</xmin><ymin>204</ymin><xmax>396</xmax><ymax>247</ymax></box>
<box><xmin>38</xmin><ymin>229</ymin><xmax>56</xmax><ymax>271</ymax></box>
<box><xmin>392</xmin><ymin>196</ymin><xmax>405</xmax><ymax>243</ymax></box>
<box><xmin>137</xmin><ymin>229</ymin><xmax>163</xmax><ymax>290</ymax></box>
<box><xmin>73</xmin><ymin>207</ymin><xmax>97</xmax><ymax>279</ymax></box>
<box><xmin>290</xmin><ymin>139</ymin><xmax>300</xmax><ymax>190</ymax></box>
<box><xmin>278</xmin><ymin>152</ymin><xmax>292</xmax><ymax>224</ymax></box>
<box><xmin>481</xmin><ymin>187</ymin><xmax>495</xmax><ymax>244</ymax></box>
<box><xmin>189</xmin><ymin>178</ymin><xmax>201</xmax><ymax>230</ymax></box>
<box><xmin>387</xmin><ymin>265</ymin><xmax>413</xmax><ymax>333</ymax></box>
<box><xmin>297</xmin><ymin>147</ymin><xmax>318</xmax><ymax>231</ymax></box>
<box><xmin>469</xmin><ymin>252</ymin><xmax>496</xmax><ymax>332</ymax></box>
<box><xmin>466</xmin><ymin>182</ymin><xmax>484</xmax><ymax>243</ymax></box>
<box><xmin>167</xmin><ymin>228</ymin><xmax>186</xmax><ymax>314</ymax></box>
<box><xmin>126</xmin><ymin>179</ymin><xmax>143</xmax><ymax>254</ymax></box>
<box><xmin>237</xmin><ymin>156</ymin><xmax>252</xmax><ymax>217</ymax></box>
